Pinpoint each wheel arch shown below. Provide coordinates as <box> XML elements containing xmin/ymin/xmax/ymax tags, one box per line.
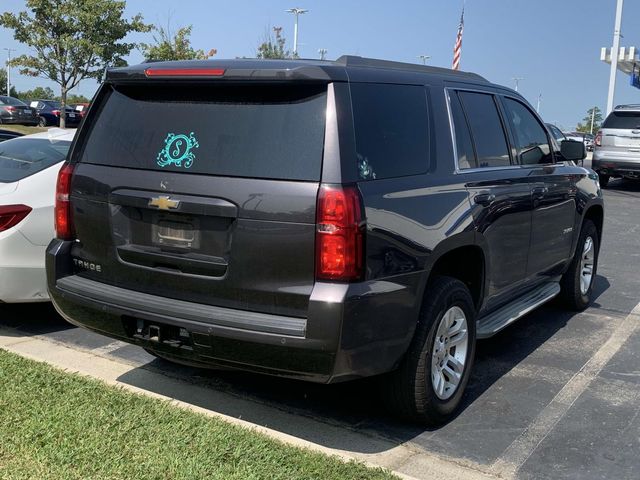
<box><xmin>583</xmin><ymin>203</ymin><xmax>604</xmax><ymax>245</ymax></box>
<box><xmin>422</xmin><ymin>239</ymin><xmax>486</xmax><ymax>312</ymax></box>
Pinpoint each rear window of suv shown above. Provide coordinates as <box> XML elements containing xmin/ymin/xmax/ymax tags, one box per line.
<box><xmin>602</xmin><ymin>111</ymin><xmax>640</xmax><ymax>129</ymax></box>
<box><xmin>78</xmin><ymin>84</ymin><xmax>327</xmax><ymax>181</ymax></box>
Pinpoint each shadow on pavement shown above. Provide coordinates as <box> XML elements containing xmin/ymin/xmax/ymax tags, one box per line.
<box><xmin>0</xmin><ymin>302</ymin><xmax>71</xmax><ymax>335</ymax></box>
<box><xmin>112</xmin><ymin>274</ymin><xmax>612</xmax><ymax>453</ymax></box>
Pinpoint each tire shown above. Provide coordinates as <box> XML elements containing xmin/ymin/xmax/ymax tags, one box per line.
<box><xmin>38</xmin><ymin>116</ymin><xmax>47</xmax><ymax>127</ymax></box>
<box><xmin>560</xmin><ymin>219</ymin><xmax>599</xmax><ymax>311</ymax></box>
<box><xmin>598</xmin><ymin>173</ymin><xmax>610</xmax><ymax>188</ymax></box>
<box><xmin>382</xmin><ymin>276</ymin><xmax>477</xmax><ymax>425</ymax></box>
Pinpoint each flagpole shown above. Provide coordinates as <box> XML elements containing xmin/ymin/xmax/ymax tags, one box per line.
<box><xmin>452</xmin><ymin>3</ymin><xmax>465</xmax><ymax>70</ymax></box>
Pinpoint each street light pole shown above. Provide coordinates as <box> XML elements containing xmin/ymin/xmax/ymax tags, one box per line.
<box><xmin>3</xmin><ymin>48</ymin><xmax>15</xmax><ymax>96</ymax></box>
<box><xmin>607</xmin><ymin>0</ymin><xmax>624</xmax><ymax>114</ymax></box>
<box><xmin>512</xmin><ymin>77</ymin><xmax>524</xmax><ymax>92</ymax></box>
<box><xmin>417</xmin><ymin>55</ymin><xmax>431</xmax><ymax>65</ymax></box>
<box><xmin>536</xmin><ymin>94</ymin><xmax>542</xmax><ymax>114</ymax></box>
<box><xmin>590</xmin><ymin>107</ymin><xmax>596</xmax><ymax>135</ymax></box>
<box><xmin>285</xmin><ymin>8</ymin><xmax>308</xmax><ymax>57</ymax></box>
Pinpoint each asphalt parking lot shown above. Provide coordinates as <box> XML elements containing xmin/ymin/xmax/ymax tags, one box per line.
<box><xmin>1</xmin><ymin>170</ymin><xmax>639</xmax><ymax>479</ymax></box>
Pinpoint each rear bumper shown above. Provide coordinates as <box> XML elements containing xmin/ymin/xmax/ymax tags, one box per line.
<box><xmin>47</xmin><ymin>239</ymin><xmax>422</xmax><ymax>383</ymax></box>
<box><xmin>592</xmin><ymin>154</ymin><xmax>640</xmax><ymax>176</ymax></box>
<box><xmin>0</xmin><ymin>228</ymin><xmax>49</xmax><ymax>302</ymax></box>
<box><xmin>0</xmin><ymin>116</ymin><xmax>38</xmax><ymax>125</ymax></box>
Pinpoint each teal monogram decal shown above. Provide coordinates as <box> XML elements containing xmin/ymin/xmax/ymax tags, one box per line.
<box><xmin>157</xmin><ymin>132</ymin><xmax>199</xmax><ymax>169</ymax></box>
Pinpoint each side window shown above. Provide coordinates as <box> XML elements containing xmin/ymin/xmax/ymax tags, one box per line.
<box><xmin>549</xmin><ymin>124</ymin><xmax>565</xmax><ymax>142</ymax></box>
<box><xmin>458</xmin><ymin>91</ymin><xmax>511</xmax><ymax>168</ymax></box>
<box><xmin>351</xmin><ymin>83</ymin><xmax>429</xmax><ymax>180</ymax></box>
<box><xmin>449</xmin><ymin>91</ymin><xmax>477</xmax><ymax>169</ymax></box>
<box><xmin>503</xmin><ymin>98</ymin><xmax>553</xmax><ymax>165</ymax></box>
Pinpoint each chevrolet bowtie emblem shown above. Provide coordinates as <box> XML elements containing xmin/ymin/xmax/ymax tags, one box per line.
<box><xmin>148</xmin><ymin>195</ymin><xmax>180</xmax><ymax>210</ymax></box>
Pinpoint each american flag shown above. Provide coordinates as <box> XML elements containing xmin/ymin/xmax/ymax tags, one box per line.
<box><xmin>452</xmin><ymin>7</ymin><xmax>464</xmax><ymax>71</ymax></box>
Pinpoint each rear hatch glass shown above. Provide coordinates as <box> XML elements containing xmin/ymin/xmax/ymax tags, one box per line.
<box><xmin>70</xmin><ymin>82</ymin><xmax>328</xmax><ymax>318</ymax></box>
<box><xmin>0</xmin><ymin>137</ymin><xmax>71</xmax><ymax>182</ymax></box>
<box><xmin>80</xmin><ymin>84</ymin><xmax>327</xmax><ymax>180</ymax></box>
<box><xmin>602</xmin><ymin>111</ymin><xmax>640</xmax><ymax>129</ymax></box>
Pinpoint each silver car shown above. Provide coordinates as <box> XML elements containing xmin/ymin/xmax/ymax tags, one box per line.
<box><xmin>593</xmin><ymin>104</ymin><xmax>640</xmax><ymax>187</ymax></box>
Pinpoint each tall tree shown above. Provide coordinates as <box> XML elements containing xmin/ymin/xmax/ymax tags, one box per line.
<box><xmin>0</xmin><ymin>0</ymin><xmax>150</xmax><ymax>128</ymax></box>
<box><xmin>140</xmin><ymin>24</ymin><xmax>207</xmax><ymax>62</ymax></box>
<box><xmin>256</xmin><ymin>27</ymin><xmax>294</xmax><ymax>60</ymax></box>
<box><xmin>576</xmin><ymin>106</ymin><xmax>603</xmax><ymax>134</ymax></box>
<box><xmin>16</xmin><ymin>86</ymin><xmax>56</xmax><ymax>101</ymax></box>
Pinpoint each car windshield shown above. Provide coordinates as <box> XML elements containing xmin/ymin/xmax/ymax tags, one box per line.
<box><xmin>44</xmin><ymin>101</ymin><xmax>62</xmax><ymax>109</ymax></box>
<box><xmin>0</xmin><ymin>96</ymin><xmax>27</xmax><ymax>106</ymax></box>
<box><xmin>0</xmin><ymin>137</ymin><xmax>71</xmax><ymax>183</ymax></box>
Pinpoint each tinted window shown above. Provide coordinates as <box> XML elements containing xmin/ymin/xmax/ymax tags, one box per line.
<box><xmin>0</xmin><ymin>138</ymin><xmax>70</xmax><ymax>182</ymax></box>
<box><xmin>0</xmin><ymin>96</ymin><xmax>26</xmax><ymax>106</ymax></box>
<box><xmin>602</xmin><ymin>111</ymin><xmax>640</xmax><ymax>129</ymax></box>
<box><xmin>79</xmin><ymin>84</ymin><xmax>327</xmax><ymax>181</ymax></box>
<box><xmin>503</xmin><ymin>98</ymin><xmax>552</xmax><ymax>165</ymax></box>
<box><xmin>351</xmin><ymin>83</ymin><xmax>428</xmax><ymax>180</ymax></box>
<box><xmin>547</xmin><ymin>124</ymin><xmax>565</xmax><ymax>142</ymax></box>
<box><xmin>458</xmin><ymin>91</ymin><xmax>511</xmax><ymax>168</ymax></box>
<box><xmin>449</xmin><ymin>92</ymin><xmax>477</xmax><ymax>169</ymax></box>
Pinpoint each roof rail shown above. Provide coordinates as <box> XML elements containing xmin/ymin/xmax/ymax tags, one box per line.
<box><xmin>614</xmin><ymin>104</ymin><xmax>640</xmax><ymax>110</ymax></box>
<box><xmin>334</xmin><ymin>55</ymin><xmax>488</xmax><ymax>82</ymax></box>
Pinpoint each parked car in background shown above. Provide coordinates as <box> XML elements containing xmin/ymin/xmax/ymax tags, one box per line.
<box><xmin>47</xmin><ymin>57</ymin><xmax>602</xmax><ymax>425</ymax></box>
<box><xmin>583</xmin><ymin>133</ymin><xmax>594</xmax><ymax>151</ymax></box>
<box><xmin>28</xmin><ymin>100</ymin><xmax>81</xmax><ymax>128</ymax></box>
<box><xmin>0</xmin><ymin>129</ymin><xmax>23</xmax><ymax>142</ymax></box>
<box><xmin>564</xmin><ymin>131</ymin><xmax>594</xmax><ymax>152</ymax></box>
<box><xmin>0</xmin><ymin>96</ymin><xmax>39</xmax><ymax>126</ymax></box>
<box><xmin>593</xmin><ymin>104</ymin><xmax>640</xmax><ymax>187</ymax></box>
<box><xmin>0</xmin><ymin>128</ymin><xmax>75</xmax><ymax>302</ymax></box>
<box><xmin>69</xmin><ymin>102</ymin><xmax>90</xmax><ymax>119</ymax></box>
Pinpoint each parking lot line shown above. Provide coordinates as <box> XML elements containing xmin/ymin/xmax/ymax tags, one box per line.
<box><xmin>490</xmin><ymin>301</ymin><xmax>640</xmax><ymax>478</ymax></box>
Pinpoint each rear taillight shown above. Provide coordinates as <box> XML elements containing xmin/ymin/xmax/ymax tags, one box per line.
<box><xmin>594</xmin><ymin>130</ymin><xmax>602</xmax><ymax>147</ymax></box>
<box><xmin>3</xmin><ymin>106</ymin><xmax>16</xmax><ymax>112</ymax></box>
<box><xmin>55</xmin><ymin>162</ymin><xmax>75</xmax><ymax>240</ymax></box>
<box><xmin>315</xmin><ymin>185</ymin><xmax>364</xmax><ymax>281</ymax></box>
<box><xmin>0</xmin><ymin>204</ymin><xmax>32</xmax><ymax>232</ymax></box>
<box><xmin>52</xmin><ymin>109</ymin><xmax>61</xmax><ymax>117</ymax></box>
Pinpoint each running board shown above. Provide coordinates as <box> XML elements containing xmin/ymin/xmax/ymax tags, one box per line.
<box><xmin>477</xmin><ymin>283</ymin><xmax>561</xmax><ymax>339</ymax></box>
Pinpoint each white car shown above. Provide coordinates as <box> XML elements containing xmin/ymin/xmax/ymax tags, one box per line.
<box><xmin>0</xmin><ymin>128</ymin><xmax>76</xmax><ymax>302</ymax></box>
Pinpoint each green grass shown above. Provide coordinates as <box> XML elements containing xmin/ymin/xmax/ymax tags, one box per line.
<box><xmin>0</xmin><ymin>350</ymin><xmax>396</xmax><ymax>480</ymax></box>
<box><xmin>0</xmin><ymin>125</ymin><xmax>48</xmax><ymax>135</ymax></box>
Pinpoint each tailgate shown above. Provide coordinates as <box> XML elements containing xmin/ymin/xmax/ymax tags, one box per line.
<box><xmin>68</xmin><ymin>82</ymin><xmax>328</xmax><ymax>318</ymax></box>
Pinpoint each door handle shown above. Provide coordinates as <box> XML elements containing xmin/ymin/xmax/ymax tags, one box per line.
<box><xmin>532</xmin><ymin>186</ymin><xmax>548</xmax><ymax>198</ymax></box>
<box><xmin>474</xmin><ymin>193</ymin><xmax>495</xmax><ymax>206</ymax></box>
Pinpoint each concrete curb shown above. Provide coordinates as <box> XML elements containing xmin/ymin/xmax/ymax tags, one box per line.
<box><xmin>0</xmin><ymin>327</ymin><xmax>498</xmax><ymax>480</ymax></box>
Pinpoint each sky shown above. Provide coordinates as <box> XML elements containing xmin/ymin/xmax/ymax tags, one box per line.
<box><xmin>1</xmin><ymin>0</ymin><xmax>639</xmax><ymax>130</ymax></box>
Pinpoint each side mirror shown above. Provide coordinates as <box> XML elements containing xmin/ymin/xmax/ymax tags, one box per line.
<box><xmin>560</xmin><ymin>139</ymin><xmax>586</xmax><ymax>162</ymax></box>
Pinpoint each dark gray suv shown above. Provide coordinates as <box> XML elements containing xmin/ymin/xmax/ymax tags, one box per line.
<box><xmin>46</xmin><ymin>56</ymin><xmax>604</xmax><ymax>425</ymax></box>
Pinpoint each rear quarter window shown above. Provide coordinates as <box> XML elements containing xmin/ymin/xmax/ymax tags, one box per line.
<box><xmin>77</xmin><ymin>84</ymin><xmax>327</xmax><ymax>181</ymax></box>
<box><xmin>350</xmin><ymin>83</ymin><xmax>429</xmax><ymax>180</ymax></box>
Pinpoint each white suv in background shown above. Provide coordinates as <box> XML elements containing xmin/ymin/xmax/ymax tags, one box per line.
<box><xmin>593</xmin><ymin>104</ymin><xmax>640</xmax><ymax>187</ymax></box>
